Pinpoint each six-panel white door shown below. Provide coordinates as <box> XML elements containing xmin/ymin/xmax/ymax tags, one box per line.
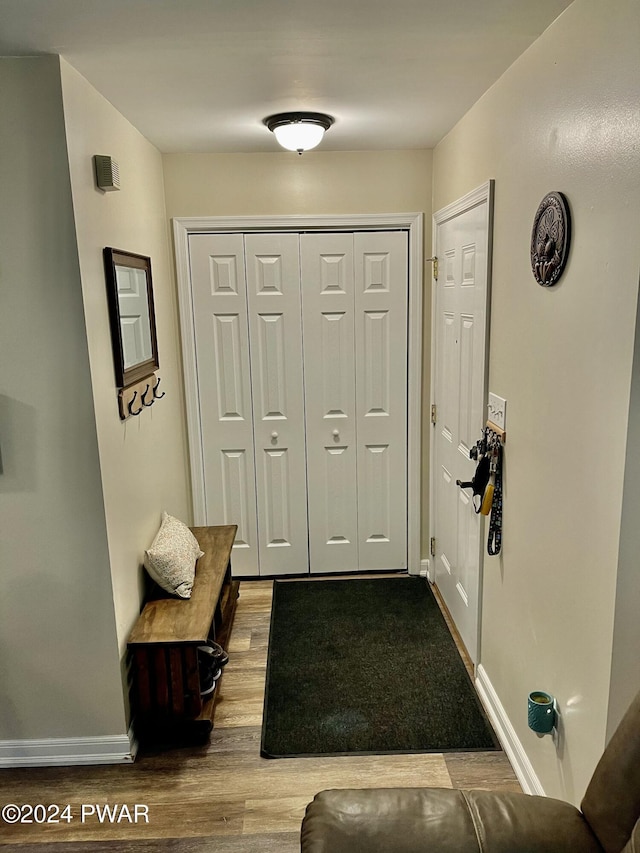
<box><xmin>300</xmin><ymin>232</ymin><xmax>408</xmax><ymax>573</ymax></box>
<box><xmin>244</xmin><ymin>233</ymin><xmax>309</xmax><ymax>576</ymax></box>
<box><xmin>432</xmin><ymin>190</ymin><xmax>492</xmax><ymax>663</ymax></box>
<box><xmin>355</xmin><ymin>231</ymin><xmax>408</xmax><ymax>571</ymax></box>
<box><xmin>188</xmin><ymin>233</ymin><xmax>259</xmax><ymax>575</ymax></box>
<box><xmin>300</xmin><ymin>233</ymin><xmax>359</xmax><ymax>573</ymax></box>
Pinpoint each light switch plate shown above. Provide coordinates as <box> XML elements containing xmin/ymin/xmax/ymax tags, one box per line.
<box><xmin>488</xmin><ymin>393</ymin><xmax>507</xmax><ymax>430</ymax></box>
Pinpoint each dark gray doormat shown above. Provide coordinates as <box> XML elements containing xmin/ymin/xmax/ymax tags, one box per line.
<box><xmin>261</xmin><ymin>577</ymin><xmax>500</xmax><ymax>758</ymax></box>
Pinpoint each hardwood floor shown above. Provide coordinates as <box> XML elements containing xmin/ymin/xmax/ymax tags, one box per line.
<box><xmin>0</xmin><ymin>579</ymin><xmax>520</xmax><ymax>851</ymax></box>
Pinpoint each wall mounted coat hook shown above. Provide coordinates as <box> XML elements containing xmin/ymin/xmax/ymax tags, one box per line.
<box><xmin>128</xmin><ymin>391</ymin><xmax>143</xmax><ymax>417</ymax></box>
<box><xmin>141</xmin><ymin>383</ymin><xmax>154</xmax><ymax>407</ymax></box>
<box><xmin>118</xmin><ymin>372</ymin><xmax>162</xmax><ymax>419</ymax></box>
<box><xmin>152</xmin><ymin>376</ymin><xmax>166</xmax><ymax>399</ymax></box>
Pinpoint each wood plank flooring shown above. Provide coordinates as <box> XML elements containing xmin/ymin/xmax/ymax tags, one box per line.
<box><xmin>0</xmin><ymin>579</ymin><xmax>520</xmax><ymax>851</ymax></box>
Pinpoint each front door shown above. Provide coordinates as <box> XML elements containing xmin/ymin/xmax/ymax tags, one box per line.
<box><xmin>431</xmin><ymin>182</ymin><xmax>493</xmax><ymax>664</ymax></box>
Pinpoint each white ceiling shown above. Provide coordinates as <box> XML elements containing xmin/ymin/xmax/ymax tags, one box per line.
<box><xmin>0</xmin><ymin>0</ymin><xmax>573</xmax><ymax>153</ymax></box>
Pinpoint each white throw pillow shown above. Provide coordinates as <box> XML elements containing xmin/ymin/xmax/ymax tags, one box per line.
<box><xmin>143</xmin><ymin>512</ymin><xmax>204</xmax><ymax>599</ymax></box>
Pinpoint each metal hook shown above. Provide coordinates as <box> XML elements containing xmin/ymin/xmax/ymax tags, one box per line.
<box><xmin>141</xmin><ymin>383</ymin><xmax>154</xmax><ymax>407</ymax></box>
<box><xmin>128</xmin><ymin>391</ymin><xmax>143</xmax><ymax>417</ymax></box>
<box><xmin>152</xmin><ymin>376</ymin><xmax>166</xmax><ymax>400</ymax></box>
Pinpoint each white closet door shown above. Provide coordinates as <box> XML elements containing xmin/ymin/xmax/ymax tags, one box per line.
<box><xmin>355</xmin><ymin>231</ymin><xmax>408</xmax><ymax>570</ymax></box>
<box><xmin>244</xmin><ymin>233</ymin><xmax>309</xmax><ymax>576</ymax></box>
<box><xmin>300</xmin><ymin>233</ymin><xmax>358</xmax><ymax>574</ymax></box>
<box><xmin>188</xmin><ymin>233</ymin><xmax>259</xmax><ymax>576</ymax></box>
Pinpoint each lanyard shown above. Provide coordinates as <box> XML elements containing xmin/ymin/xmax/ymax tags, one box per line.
<box><xmin>486</xmin><ymin>433</ymin><xmax>503</xmax><ymax>556</ymax></box>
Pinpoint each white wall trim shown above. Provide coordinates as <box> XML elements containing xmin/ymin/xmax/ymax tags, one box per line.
<box><xmin>173</xmin><ymin>212</ymin><xmax>423</xmax><ymax>233</ymax></box>
<box><xmin>432</xmin><ymin>182</ymin><xmax>495</xmax><ymax>226</ymax></box>
<box><xmin>419</xmin><ymin>558</ymin><xmax>431</xmax><ymax>579</ymax></box>
<box><xmin>0</xmin><ymin>732</ymin><xmax>137</xmax><ymax>768</ymax></box>
<box><xmin>475</xmin><ymin>664</ymin><xmax>545</xmax><ymax>796</ymax></box>
<box><xmin>173</xmin><ymin>213</ymin><xmax>424</xmax><ymax>574</ymax></box>
<box><xmin>173</xmin><ymin>217</ymin><xmax>205</xmax><ymax>524</ymax></box>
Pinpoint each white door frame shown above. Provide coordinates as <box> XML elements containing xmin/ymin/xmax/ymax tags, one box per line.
<box><xmin>173</xmin><ymin>213</ymin><xmax>423</xmax><ymax>574</ymax></box>
<box><xmin>429</xmin><ymin>182</ymin><xmax>494</xmax><ymax>661</ymax></box>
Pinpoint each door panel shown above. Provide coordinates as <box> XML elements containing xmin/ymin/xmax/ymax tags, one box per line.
<box><xmin>300</xmin><ymin>233</ymin><xmax>358</xmax><ymax>573</ymax></box>
<box><xmin>262</xmin><ymin>447</ymin><xmax>293</xmax><ymax>545</ymax></box>
<box><xmin>188</xmin><ymin>233</ymin><xmax>259</xmax><ymax>575</ymax></box>
<box><xmin>432</xmin><ymin>187</ymin><xmax>492</xmax><ymax>664</ymax></box>
<box><xmin>245</xmin><ymin>233</ymin><xmax>308</xmax><ymax>576</ymax></box>
<box><xmin>458</xmin><ymin>313</ymin><xmax>476</xmax><ymax>456</ymax></box>
<box><xmin>362</xmin><ymin>443</ymin><xmax>392</xmax><ymax>543</ymax></box>
<box><xmin>220</xmin><ymin>449</ymin><xmax>252</xmax><ymax>546</ymax></box>
<box><xmin>355</xmin><ymin>231</ymin><xmax>408</xmax><ymax>570</ymax></box>
<box><xmin>255</xmin><ymin>312</ymin><xmax>288</xmax><ymax>418</ymax></box>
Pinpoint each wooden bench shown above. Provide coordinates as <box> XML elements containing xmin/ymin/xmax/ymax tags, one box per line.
<box><xmin>127</xmin><ymin>525</ymin><xmax>239</xmax><ymax>741</ymax></box>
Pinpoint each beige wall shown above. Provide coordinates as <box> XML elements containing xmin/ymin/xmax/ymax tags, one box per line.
<box><xmin>0</xmin><ymin>57</ymin><xmax>126</xmax><ymax>741</ymax></box>
<box><xmin>163</xmin><ymin>150</ymin><xmax>431</xmax><ymax>220</ymax></box>
<box><xmin>163</xmin><ymin>149</ymin><xmax>433</xmax><ymax>556</ymax></box>
<box><xmin>0</xmin><ymin>55</ymin><xmax>193</xmax><ymax>756</ymax></box>
<box><xmin>433</xmin><ymin>0</ymin><xmax>640</xmax><ymax>802</ymax></box>
<box><xmin>60</xmin><ymin>60</ymin><xmax>191</xmax><ymax>655</ymax></box>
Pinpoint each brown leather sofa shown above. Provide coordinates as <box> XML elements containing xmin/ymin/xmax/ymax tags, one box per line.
<box><xmin>301</xmin><ymin>690</ymin><xmax>640</xmax><ymax>852</ymax></box>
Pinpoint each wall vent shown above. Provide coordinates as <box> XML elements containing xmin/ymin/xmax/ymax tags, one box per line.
<box><xmin>93</xmin><ymin>155</ymin><xmax>120</xmax><ymax>192</ymax></box>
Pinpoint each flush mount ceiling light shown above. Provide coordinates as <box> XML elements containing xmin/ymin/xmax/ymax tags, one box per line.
<box><xmin>264</xmin><ymin>111</ymin><xmax>334</xmax><ymax>154</ymax></box>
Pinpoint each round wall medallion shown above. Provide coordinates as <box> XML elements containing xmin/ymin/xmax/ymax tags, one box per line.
<box><xmin>530</xmin><ymin>191</ymin><xmax>571</xmax><ymax>287</ymax></box>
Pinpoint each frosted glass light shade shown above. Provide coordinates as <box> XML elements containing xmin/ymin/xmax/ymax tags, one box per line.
<box><xmin>273</xmin><ymin>122</ymin><xmax>325</xmax><ymax>152</ymax></box>
<box><xmin>264</xmin><ymin>112</ymin><xmax>334</xmax><ymax>153</ymax></box>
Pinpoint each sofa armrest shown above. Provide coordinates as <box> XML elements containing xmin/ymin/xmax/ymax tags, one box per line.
<box><xmin>301</xmin><ymin>788</ymin><xmax>604</xmax><ymax>853</ymax></box>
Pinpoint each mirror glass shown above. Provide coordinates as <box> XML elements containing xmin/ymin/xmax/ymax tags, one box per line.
<box><xmin>104</xmin><ymin>248</ymin><xmax>159</xmax><ymax>388</ymax></box>
<box><xmin>116</xmin><ymin>264</ymin><xmax>153</xmax><ymax>369</ymax></box>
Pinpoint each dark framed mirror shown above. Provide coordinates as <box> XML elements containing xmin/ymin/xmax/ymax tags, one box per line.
<box><xmin>103</xmin><ymin>247</ymin><xmax>159</xmax><ymax>388</ymax></box>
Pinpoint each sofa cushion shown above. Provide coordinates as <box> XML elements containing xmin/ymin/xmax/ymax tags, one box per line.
<box><xmin>301</xmin><ymin>788</ymin><xmax>603</xmax><ymax>853</ymax></box>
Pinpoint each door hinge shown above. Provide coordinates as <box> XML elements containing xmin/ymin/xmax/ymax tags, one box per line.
<box><xmin>431</xmin><ymin>404</ymin><xmax>437</xmax><ymax>425</ymax></box>
<box><xmin>427</xmin><ymin>256</ymin><xmax>439</xmax><ymax>281</ymax></box>
<box><xmin>430</xmin><ymin>537</ymin><xmax>436</xmax><ymax>557</ymax></box>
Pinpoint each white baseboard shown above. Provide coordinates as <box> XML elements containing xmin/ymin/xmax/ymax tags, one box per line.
<box><xmin>0</xmin><ymin>730</ymin><xmax>137</xmax><ymax>768</ymax></box>
<box><xmin>408</xmin><ymin>558</ymin><xmax>426</xmax><ymax>577</ymax></box>
<box><xmin>475</xmin><ymin>664</ymin><xmax>545</xmax><ymax>796</ymax></box>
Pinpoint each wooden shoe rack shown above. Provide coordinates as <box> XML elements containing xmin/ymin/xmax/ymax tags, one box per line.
<box><xmin>127</xmin><ymin>525</ymin><xmax>239</xmax><ymax>742</ymax></box>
